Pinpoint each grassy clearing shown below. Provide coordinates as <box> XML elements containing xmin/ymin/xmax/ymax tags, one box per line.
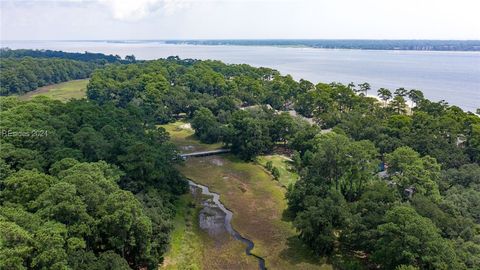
<box><xmin>256</xmin><ymin>155</ymin><xmax>299</xmax><ymax>188</ymax></box>
<box><xmin>178</xmin><ymin>155</ymin><xmax>332</xmax><ymax>270</ymax></box>
<box><xmin>160</xmin><ymin>121</ymin><xmax>223</xmax><ymax>153</ymax></box>
<box><xmin>20</xmin><ymin>79</ymin><xmax>89</xmax><ymax>102</ymax></box>
<box><xmin>161</xmin><ymin>195</ymin><xmax>202</xmax><ymax>270</ymax></box>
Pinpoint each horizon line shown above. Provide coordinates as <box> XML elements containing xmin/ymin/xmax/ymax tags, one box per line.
<box><xmin>2</xmin><ymin>38</ymin><xmax>480</xmax><ymax>42</ymax></box>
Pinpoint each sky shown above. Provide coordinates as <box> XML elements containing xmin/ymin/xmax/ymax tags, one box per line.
<box><xmin>1</xmin><ymin>0</ymin><xmax>480</xmax><ymax>40</ymax></box>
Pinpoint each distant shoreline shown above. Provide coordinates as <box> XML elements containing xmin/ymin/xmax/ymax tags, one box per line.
<box><xmin>2</xmin><ymin>39</ymin><xmax>480</xmax><ymax>52</ymax></box>
<box><xmin>164</xmin><ymin>39</ymin><xmax>480</xmax><ymax>52</ymax></box>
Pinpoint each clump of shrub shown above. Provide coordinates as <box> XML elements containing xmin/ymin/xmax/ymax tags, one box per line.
<box><xmin>265</xmin><ymin>160</ymin><xmax>280</xmax><ymax>180</ymax></box>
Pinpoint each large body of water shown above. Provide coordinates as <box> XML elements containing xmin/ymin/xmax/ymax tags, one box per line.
<box><xmin>3</xmin><ymin>40</ymin><xmax>479</xmax><ymax>111</ymax></box>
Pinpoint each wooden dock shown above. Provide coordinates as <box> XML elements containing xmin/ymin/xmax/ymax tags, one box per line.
<box><xmin>180</xmin><ymin>149</ymin><xmax>231</xmax><ymax>159</ymax></box>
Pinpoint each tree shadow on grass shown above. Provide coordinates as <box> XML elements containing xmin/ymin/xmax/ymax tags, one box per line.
<box><xmin>281</xmin><ymin>208</ymin><xmax>295</xmax><ymax>222</ymax></box>
<box><xmin>279</xmin><ymin>236</ymin><xmax>328</xmax><ymax>266</ymax></box>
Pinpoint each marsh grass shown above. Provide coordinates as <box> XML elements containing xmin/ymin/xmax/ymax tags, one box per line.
<box><xmin>178</xmin><ymin>155</ymin><xmax>332</xmax><ymax>270</ymax></box>
<box><xmin>164</xmin><ymin>121</ymin><xmax>332</xmax><ymax>269</ymax></box>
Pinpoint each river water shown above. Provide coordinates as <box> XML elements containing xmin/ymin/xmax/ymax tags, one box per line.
<box><xmin>2</xmin><ymin>40</ymin><xmax>479</xmax><ymax>111</ymax></box>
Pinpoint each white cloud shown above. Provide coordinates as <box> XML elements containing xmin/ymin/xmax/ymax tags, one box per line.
<box><xmin>162</xmin><ymin>0</ymin><xmax>194</xmax><ymax>15</ymax></box>
<box><xmin>1</xmin><ymin>0</ymin><xmax>284</xmax><ymax>21</ymax></box>
<box><xmin>0</xmin><ymin>0</ymin><xmax>194</xmax><ymax>21</ymax></box>
<box><xmin>1</xmin><ymin>0</ymin><xmax>479</xmax><ymax>39</ymax></box>
<box><xmin>96</xmin><ymin>0</ymin><xmax>224</xmax><ymax>21</ymax></box>
<box><xmin>98</xmin><ymin>0</ymin><xmax>163</xmax><ymax>21</ymax></box>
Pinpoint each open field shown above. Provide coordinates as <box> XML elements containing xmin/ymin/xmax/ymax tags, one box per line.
<box><xmin>256</xmin><ymin>155</ymin><xmax>299</xmax><ymax>188</ymax></box>
<box><xmin>160</xmin><ymin>121</ymin><xmax>223</xmax><ymax>154</ymax></box>
<box><xmin>20</xmin><ymin>79</ymin><xmax>89</xmax><ymax>101</ymax></box>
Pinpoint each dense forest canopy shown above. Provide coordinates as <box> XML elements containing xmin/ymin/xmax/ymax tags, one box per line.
<box><xmin>0</xmin><ymin>49</ymin><xmax>136</xmax><ymax>96</ymax></box>
<box><xmin>0</xmin><ymin>96</ymin><xmax>186</xmax><ymax>269</ymax></box>
<box><xmin>1</xmin><ymin>52</ymin><xmax>480</xmax><ymax>269</ymax></box>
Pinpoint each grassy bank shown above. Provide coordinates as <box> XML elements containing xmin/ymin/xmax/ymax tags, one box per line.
<box><xmin>161</xmin><ymin>195</ymin><xmax>203</xmax><ymax>270</ymax></box>
<box><xmin>256</xmin><ymin>155</ymin><xmax>299</xmax><ymax>188</ymax></box>
<box><xmin>20</xmin><ymin>79</ymin><xmax>89</xmax><ymax>101</ymax></box>
<box><xmin>163</xmin><ymin>121</ymin><xmax>331</xmax><ymax>269</ymax></box>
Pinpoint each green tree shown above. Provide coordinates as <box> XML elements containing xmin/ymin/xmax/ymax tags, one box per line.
<box><xmin>191</xmin><ymin>107</ymin><xmax>222</xmax><ymax>143</ymax></box>
<box><xmin>73</xmin><ymin>126</ymin><xmax>110</xmax><ymax>161</ymax></box>
<box><xmin>293</xmin><ymin>190</ymin><xmax>349</xmax><ymax>255</ymax></box>
<box><xmin>373</xmin><ymin>206</ymin><xmax>459</xmax><ymax>269</ymax></box>
<box><xmin>408</xmin><ymin>89</ymin><xmax>424</xmax><ymax>107</ymax></box>
<box><xmin>342</xmin><ymin>181</ymin><xmax>399</xmax><ymax>253</ymax></box>
<box><xmin>0</xmin><ymin>170</ymin><xmax>56</xmax><ymax>209</ymax></box>
<box><xmin>31</xmin><ymin>221</ymin><xmax>69</xmax><ymax>270</ymax></box>
<box><xmin>466</xmin><ymin>124</ymin><xmax>480</xmax><ymax>162</ymax></box>
<box><xmin>441</xmin><ymin>163</ymin><xmax>480</xmax><ymax>190</ymax></box>
<box><xmin>265</xmin><ymin>160</ymin><xmax>273</xmax><ymax>171</ymax></box>
<box><xmin>99</xmin><ymin>190</ymin><xmax>153</xmax><ymax>265</ymax></box>
<box><xmin>0</xmin><ymin>220</ymin><xmax>34</xmax><ymax>270</ymax></box>
<box><xmin>303</xmin><ymin>133</ymin><xmax>379</xmax><ymax>201</ymax></box>
<box><xmin>389</xmin><ymin>96</ymin><xmax>408</xmax><ymax>114</ymax></box>
<box><xmin>228</xmin><ymin>111</ymin><xmax>273</xmax><ymax>160</ymax></box>
<box><xmin>377</xmin><ymin>87</ymin><xmax>392</xmax><ymax>105</ymax></box>
<box><xmin>386</xmin><ymin>147</ymin><xmax>441</xmax><ymax>201</ymax></box>
<box><xmin>347</xmin><ymin>82</ymin><xmax>355</xmax><ymax>90</ymax></box>
<box><xmin>33</xmin><ymin>182</ymin><xmax>94</xmax><ymax>237</ymax></box>
<box><xmin>396</xmin><ymin>265</ymin><xmax>420</xmax><ymax>270</ymax></box>
<box><xmin>357</xmin><ymin>82</ymin><xmax>371</xmax><ymax>96</ymax></box>
<box><xmin>271</xmin><ymin>167</ymin><xmax>280</xmax><ymax>180</ymax></box>
<box><xmin>394</xmin><ymin>87</ymin><xmax>408</xmax><ymax>98</ymax></box>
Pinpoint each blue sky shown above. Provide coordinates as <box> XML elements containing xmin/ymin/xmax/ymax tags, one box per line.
<box><xmin>1</xmin><ymin>0</ymin><xmax>479</xmax><ymax>40</ymax></box>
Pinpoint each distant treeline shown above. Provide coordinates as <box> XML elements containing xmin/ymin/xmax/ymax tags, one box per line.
<box><xmin>166</xmin><ymin>39</ymin><xmax>480</xmax><ymax>51</ymax></box>
<box><xmin>0</xmin><ymin>49</ymin><xmax>136</xmax><ymax>96</ymax></box>
<box><xmin>0</xmin><ymin>48</ymin><xmax>123</xmax><ymax>63</ymax></box>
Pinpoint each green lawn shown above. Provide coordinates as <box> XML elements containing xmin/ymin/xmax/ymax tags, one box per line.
<box><xmin>160</xmin><ymin>121</ymin><xmax>223</xmax><ymax>154</ymax></box>
<box><xmin>20</xmin><ymin>79</ymin><xmax>89</xmax><ymax>102</ymax></box>
<box><xmin>256</xmin><ymin>155</ymin><xmax>299</xmax><ymax>188</ymax></box>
